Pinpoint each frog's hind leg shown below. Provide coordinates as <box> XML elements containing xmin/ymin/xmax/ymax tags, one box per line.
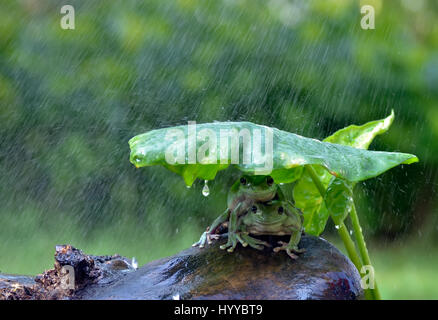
<box><xmin>273</xmin><ymin>229</ymin><xmax>305</xmax><ymax>259</ymax></box>
<box><xmin>240</xmin><ymin>233</ymin><xmax>271</xmax><ymax>250</ymax></box>
<box><xmin>273</xmin><ymin>241</ymin><xmax>305</xmax><ymax>259</ymax></box>
<box><xmin>219</xmin><ymin>230</ymin><xmax>254</xmax><ymax>252</ymax></box>
<box><xmin>192</xmin><ymin>209</ymin><xmax>229</xmax><ymax>248</ymax></box>
<box><xmin>238</xmin><ymin>225</ymin><xmax>271</xmax><ymax>250</ymax></box>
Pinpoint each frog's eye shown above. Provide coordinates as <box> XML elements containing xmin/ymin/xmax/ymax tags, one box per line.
<box><xmin>240</xmin><ymin>177</ymin><xmax>247</xmax><ymax>185</ymax></box>
<box><xmin>251</xmin><ymin>205</ymin><xmax>258</xmax><ymax>213</ymax></box>
<box><xmin>278</xmin><ymin>206</ymin><xmax>284</xmax><ymax>214</ymax></box>
<box><xmin>266</xmin><ymin>176</ymin><xmax>274</xmax><ymax>186</ymax></box>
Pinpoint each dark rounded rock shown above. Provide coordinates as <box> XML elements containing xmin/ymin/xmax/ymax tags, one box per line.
<box><xmin>76</xmin><ymin>234</ymin><xmax>363</xmax><ymax>300</ymax></box>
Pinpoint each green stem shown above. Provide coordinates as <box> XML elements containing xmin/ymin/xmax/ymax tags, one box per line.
<box><xmin>350</xmin><ymin>204</ymin><xmax>381</xmax><ymax>300</ymax></box>
<box><xmin>336</xmin><ymin>221</ymin><xmax>362</xmax><ymax>271</ymax></box>
<box><xmin>304</xmin><ymin>165</ymin><xmax>326</xmax><ymax>197</ymax></box>
<box><xmin>304</xmin><ymin>165</ymin><xmax>375</xmax><ymax>300</ymax></box>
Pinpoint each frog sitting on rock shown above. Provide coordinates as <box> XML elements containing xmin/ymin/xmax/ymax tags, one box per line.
<box><xmin>193</xmin><ymin>175</ymin><xmax>281</xmax><ymax>248</ymax></box>
<box><xmin>193</xmin><ymin>175</ymin><xmax>305</xmax><ymax>259</ymax></box>
<box><xmin>236</xmin><ymin>200</ymin><xmax>305</xmax><ymax>259</ymax></box>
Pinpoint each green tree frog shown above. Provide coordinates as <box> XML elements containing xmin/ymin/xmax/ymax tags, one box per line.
<box><xmin>230</xmin><ymin>200</ymin><xmax>305</xmax><ymax>259</ymax></box>
<box><xmin>192</xmin><ymin>175</ymin><xmax>283</xmax><ymax>249</ymax></box>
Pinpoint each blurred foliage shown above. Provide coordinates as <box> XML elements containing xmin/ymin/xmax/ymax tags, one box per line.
<box><xmin>0</xmin><ymin>0</ymin><xmax>437</xmax><ymax>296</ymax></box>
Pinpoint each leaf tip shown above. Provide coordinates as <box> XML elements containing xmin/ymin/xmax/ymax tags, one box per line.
<box><xmin>403</xmin><ymin>155</ymin><xmax>419</xmax><ymax>164</ymax></box>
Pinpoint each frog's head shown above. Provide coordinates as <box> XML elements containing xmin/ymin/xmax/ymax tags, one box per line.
<box><xmin>246</xmin><ymin>201</ymin><xmax>303</xmax><ymax>233</ymax></box>
<box><xmin>249</xmin><ymin>201</ymin><xmax>290</xmax><ymax>225</ymax></box>
<box><xmin>238</xmin><ymin>175</ymin><xmax>278</xmax><ymax>201</ymax></box>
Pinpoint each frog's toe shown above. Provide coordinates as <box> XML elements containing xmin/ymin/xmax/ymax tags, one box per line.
<box><xmin>192</xmin><ymin>232</ymin><xmax>208</xmax><ymax>248</ymax></box>
<box><xmin>220</xmin><ymin>234</ymin><xmax>239</xmax><ymax>252</ymax></box>
<box><xmin>227</xmin><ymin>239</ymin><xmax>238</xmax><ymax>252</ymax></box>
<box><xmin>192</xmin><ymin>240</ymin><xmax>202</xmax><ymax>248</ymax></box>
<box><xmin>280</xmin><ymin>241</ymin><xmax>305</xmax><ymax>254</ymax></box>
<box><xmin>207</xmin><ymin>233</ymin><xmax>220</xmax><ymax>245</ymax></box>
<box><xmin>241</xmin><ymin>234</ymin><xmax>271</xmax><ymax>250</ymax></box>
<box><xmin>219</xmin><ymin>240</ymin><xmax>233</xmax><ymax>251</ymax></box>
<box><xmin>236</xmin><ymin>233</ymin><xmax>248</xmax><ymax>247</ymax></box>
<box><xmin>273</xmin><ymin>241</ymin><xmax>304</xmax><ymax>259</ymax></box>
<box><xmin>286</xmin><ymin>249</ymin><xmax>299</xmax><ymax>260</ymax></box>
<box><xmin>292</xmin><ymin>247</ymin><xmax>306</xmax><ymax>254</ymax></box>
<box><xmin>220</xmin><ymin>241</ymin><xmax>237</xmax><ymax>252</ymax></box>
<box><xmin>192</xmin><ymin>241</ymin><xmax>204</xmax><ymax>248</ymax></box>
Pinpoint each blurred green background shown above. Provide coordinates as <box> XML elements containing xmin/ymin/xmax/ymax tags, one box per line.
<box><xmin>0</xmin><ymin>0</ymin><xmax>437</xmax><ymax>299</ymax></box>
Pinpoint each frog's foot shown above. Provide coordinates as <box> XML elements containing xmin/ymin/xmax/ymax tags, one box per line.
<box><xmin>240</xmin><ymin>233</ymin><xmax>271</xmax><ymax>250</ymax></box>
<box><xmin>192</xmin><ymin>231</ymin><xmax>220</xmax><ymax>248</ymax></box>
<box><xmin>219</xmin><ymin>232</ymin><xmax>247</xmax><ymax>253</ymax></box>
<box><xmin>273</xmin><ymin>241</ymin><xmax>305</xmax><ymax>259</ymax></box>
<box><xmin>192</xmin><ymin>231</ymin><xmax>207</xmax><ymax>248</ymax></box>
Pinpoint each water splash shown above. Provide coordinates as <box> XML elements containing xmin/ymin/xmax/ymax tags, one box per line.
<box><xmin>131</xmin><ymin>257</ymin><xmax>138</xmax><ymax>270</ymax></box>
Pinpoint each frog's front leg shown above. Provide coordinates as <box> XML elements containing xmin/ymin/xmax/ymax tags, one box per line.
<box><xmin>273</xmin><ymin>229</ymin><xmax>305</xmax><ymax>259</ymax></box>
<box><xmin>219</xmin><ymin>203</ymin><xmax>246</xmax><ymax>252</ymax></box>
<box><xmin>192</xmin><ymin>208</ymin><xmax>229</xmax><ymax>248</ymax></box>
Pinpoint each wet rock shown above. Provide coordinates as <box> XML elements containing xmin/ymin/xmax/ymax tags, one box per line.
<box><xmin>1</xmin><ymin>236</ymin><xmax>363</xmax><ymax>300</ymax></box>
<box><xmin>76</xmin><ymin>234</ymin><xmax>364</xmax><ymax>300</ymax></box>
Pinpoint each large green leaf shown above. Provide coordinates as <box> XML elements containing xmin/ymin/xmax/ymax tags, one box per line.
<box><xmin>324</xmin><ymin>110</ymin><xmax>395</xmax><ymax>149</ymax></box>
<box><xmin>129</xmin><ymin>120</ymin><xmax>417</xmax><ymax>186</ymax></box>
<box><xmin>293</xmin><ymin>111</ymin><xmax>416</xmax><ymax>235</ymax></box>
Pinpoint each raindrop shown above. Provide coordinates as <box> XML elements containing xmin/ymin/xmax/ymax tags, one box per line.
<box><xmin>186</xmin><ymin>185</ymin><xmax>191</xmax><ymax>189</ymax></box>
<box><xmin>335</xmin><ymin>225</ymin><xmax>340</xmax><ymax>229</ymax></box>
<box><xmin>349</xmin><ymin>230</ymin><xmax>353</xmax><ymax>235</ymax></box>
<box><xmin>202</xmin><ymin>180</ymin><xmax>210</xmax><ymax>197</ymax></box>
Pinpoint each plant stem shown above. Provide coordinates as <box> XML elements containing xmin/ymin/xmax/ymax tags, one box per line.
<box><xmin>304</xmin><ymin>165</ymin><xmax>375</xmax><ymax>300</ymax></box>
<box><xmin>304</xmin><ymin>166</ymin><xmax>362</xmax><ymax>264</ymax></box>
<box><xmin>336</xmin><ymin>221</ymin><xmax>362</xmax><ymax>271</ymax></box>
<box><xmin>350</xmin><ymin>204</ymin><xmax>382</xmax><ymax>300</ymax></box>
<box><xmin>304</xmin><ymin>165</ymin><xmax>326</xmax><ymax>197</ymax></box>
